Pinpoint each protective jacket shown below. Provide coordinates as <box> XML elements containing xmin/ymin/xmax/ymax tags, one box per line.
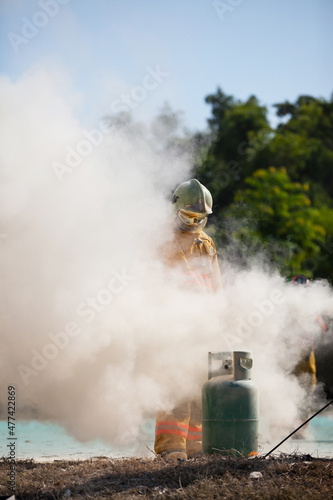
<box><xmin>293</xmin><ymin>316</ymin><xmax>327</xmax><ymax>389</ymax></box>
<box><xmin>162</xmin><ymin>227</ymin><xmax>222</xmax><ymax>292</ymax></box>
<box><xmin>154</xmin><ymin>227</ymin><xmax>221</xmax><ymax>457</ymax></box>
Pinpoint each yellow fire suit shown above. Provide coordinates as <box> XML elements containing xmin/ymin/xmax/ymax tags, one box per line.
<box><xmin>293</xmin><ymin>317</ymin><xmax>327</xmax><ymax>390</ymax></box>
<box><xmin>293</xmin><ymin>345</ymin><xmax>317</xmax><ymax>388</ymax></box>
<box><xmin>154</xmin><ymin>227</ymin><xmax>221</xmax><ymax>457</ymax></box>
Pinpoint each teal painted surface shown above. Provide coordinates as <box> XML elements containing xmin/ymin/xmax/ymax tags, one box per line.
<box><xmin>202</xmin><ymin>377</ymin><xmax>259</xmax><ymax>456</ymax></box>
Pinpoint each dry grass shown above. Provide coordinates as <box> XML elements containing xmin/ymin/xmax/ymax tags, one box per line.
<box><xmin>0</xmin><ymin>453</ymin><xmax>332</xmax><ymax>499</ymax></box>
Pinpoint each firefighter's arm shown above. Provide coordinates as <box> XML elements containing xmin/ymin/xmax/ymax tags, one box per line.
<box><xmin>209</xmin><ymin>238</ymin><xmax>222</xmax><ymax>291</ymax></box>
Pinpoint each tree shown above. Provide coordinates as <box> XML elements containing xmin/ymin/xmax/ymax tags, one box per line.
<box><xmin>216</xmin><ymin>167</ymin><xmax>326</xmax><ymax>277</ymax></box>
<box><xmin>195</xmin><ymin>88</ymin><xmax>272</xmax><ymax>211</ymax></box>
<box><xmin>262</xmin><ymin>94</ymin><xmax>333</xmax><ymax>204</ymax></box>
<box><xmin>309</xmin><ymin>206</ymin><xmax>333</xmax><ymax>281</ymax></box>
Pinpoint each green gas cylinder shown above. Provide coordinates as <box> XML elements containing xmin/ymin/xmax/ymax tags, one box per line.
<box><xmin>202</xmin><ymin>351</ymin><xmax>259</xmax><ymax>456</ymax></box>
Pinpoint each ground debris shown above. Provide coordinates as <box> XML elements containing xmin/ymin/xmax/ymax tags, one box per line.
<box><xmin>249</xmin><ymin>471</ymin><xmax>263</xmax><ymax>479</ymax></box>
<box><xmin>0</xmin><ymin>454</ymin><xmax>332</xmax><ymax>499</ymax></box>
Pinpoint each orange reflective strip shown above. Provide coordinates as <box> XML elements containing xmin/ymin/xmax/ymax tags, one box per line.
<box><xmin>200</xmin><ymin>276</ymin><xmax>213</xmax><ymax>287</ymax></box>
<box><xmin>181</xmin><ymin>273</ymin><xmax>213</xmax><ymax>288</ymax></box>
<box><xmin>186</xmin><ymin>435</ymin><xmax>202</xmax><ymax>441</ymax></box>
<box><xmin>183</xmin><ymin>272</ymin><xmax>211</xmax><ymax>279</ymax></box>
<box><xmin>187</xmin><ymin>424</ymin><xmax>202</xmax><ymax>441</ymax></box>
<box><xmin>188</xmin><ymin>426</ymin><xmax>201</xmax><ymax>432</ymax></box>
<box><xmin>155</xmin><ymin>420</ymin><xmax>189</xmax><ymax>438</ymax></box>
<box><xmin>155</xmin><ymin>429</ymin><xmax>188</xmax><ymax>438</ymax></box>
<box><xmin>317</xmin><ymin>315</ymin><xmax>327</xmax><ymax>331</ymax></box>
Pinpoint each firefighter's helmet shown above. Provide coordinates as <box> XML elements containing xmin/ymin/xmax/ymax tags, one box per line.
<box><xmin>172</xmin><ymin>179</ymin><xmax>213</xmax><ymax>232</ymax></box>
<box><xmin>290</xmin><ymin>275</ymin><xmax>310</xmax><ymax>285</ymax></box>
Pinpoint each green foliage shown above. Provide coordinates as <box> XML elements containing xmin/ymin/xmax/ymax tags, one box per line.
<box><xmin>265</xmin><ymin>95</ymin><xmax>333</xmax><ymax>202</ymax></box>
<box><xmin>193</xmin><ymin>88</ymin><xmax>333</xmax><ymax>281</ymax></box>
<box><xmin>195</xmin><ymin>88</ymin><xmax>271</xmax><ymax>210</ymax></box>
<box><xmin>309</xmin><ymin>206</ymin><xmax>333</xmax><ymax>281</ymax></box>
<box><xmin>220</xmin><ymin>167</ymin><xmax>326</xmax><ymax>276</ymax></box>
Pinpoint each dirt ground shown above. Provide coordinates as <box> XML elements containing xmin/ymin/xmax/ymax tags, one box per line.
<box><xmin>0</xmin><ymin>453</ymin><xmax>332</xmax><ymax>499</ymax></box>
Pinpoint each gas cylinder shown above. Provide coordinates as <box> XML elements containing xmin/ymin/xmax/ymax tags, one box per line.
<box><xmin>202</xmin><ymin>351</ymin><xmax>259</xmax><ymax>456</ymax></box>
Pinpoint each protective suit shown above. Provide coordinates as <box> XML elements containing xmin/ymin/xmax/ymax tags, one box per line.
<box><xmin>154</xmin><ymin>179</ymin><xmax>221</xmax><ymax>459</ymax></box>
<box><xmin>290</xmin><ymin>275</ymin><xmax>318</xmax><ymax>389</ymax></box>
<box><xmin>288</xmin><ymin>275</ymin><xmax>330</xmax><ymax>439</ymax></box>
<box><xmin>293</xmin><ymin>345</ymin><xmax>317</xmax><ymax>388</ymax></box>
<box><xmin>162</xmin><ymin>228</ymin><xmax>222</xmax><ymax>292</ymax></box>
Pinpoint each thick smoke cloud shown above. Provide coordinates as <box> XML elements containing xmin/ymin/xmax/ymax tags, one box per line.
<box><xmin>1</xmin><ymin>70</ymin><xmax>332</xmax><ymax>454</ymax></box>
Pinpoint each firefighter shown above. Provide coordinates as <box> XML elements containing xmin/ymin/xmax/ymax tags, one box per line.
<box><xmin>289</xmin><ymin>274</ymin><xmax>329</xmax><ymax>437</ymax></box>
<box><xmin>290</xmin><ymin>275</ymin><xmax>317</xmax><ymax>389</ymax></box>
<box><xmin>154</xmin><ymin>179</ymin><xmax>221</xmax><ymax>460</ymax></box>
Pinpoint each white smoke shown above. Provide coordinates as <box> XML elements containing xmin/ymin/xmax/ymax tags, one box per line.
<box><xmin>1</xmin><ymin>70</ymin><xmax>332</xmax><ymax>454</ymax></box>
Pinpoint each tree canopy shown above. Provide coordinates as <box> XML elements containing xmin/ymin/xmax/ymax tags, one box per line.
<box><xmin>193</xmin><ymin>88</ymin><xmax>333</xmax><ymax>281</ymax></box>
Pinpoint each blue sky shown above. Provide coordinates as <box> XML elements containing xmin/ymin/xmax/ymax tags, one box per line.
<box><xmin>1</xmin><ymin>0</ymin><xmax>332</xmax><ymax>131</ymax></box>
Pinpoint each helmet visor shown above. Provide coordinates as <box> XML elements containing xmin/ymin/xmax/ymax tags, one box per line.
<box><xmin>178</xmin><ymin>209</ymin><xmax>207</xmax><ymax>227</ymax></box>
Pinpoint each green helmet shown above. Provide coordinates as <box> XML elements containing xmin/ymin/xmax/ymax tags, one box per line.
<box><xmin>172</xmin><ymin>179</ymin><xmax>213</xmax><ymax>215</ymax></box>
<box><xmin>172</xmin><ymin>179</ymin><xmax>213</xmax><ymax>232</ymax></box>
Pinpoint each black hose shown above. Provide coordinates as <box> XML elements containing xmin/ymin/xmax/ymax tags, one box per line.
<box><xmin>263</xmin><ymin>399</ymin><xmax>333</xmax><ymax>458</ymax></box>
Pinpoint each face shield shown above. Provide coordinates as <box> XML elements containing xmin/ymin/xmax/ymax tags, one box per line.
<box><xmin>177</xmin><ymin>209</ymin><xmax>208</xmax><ymax>232</ymax></box>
